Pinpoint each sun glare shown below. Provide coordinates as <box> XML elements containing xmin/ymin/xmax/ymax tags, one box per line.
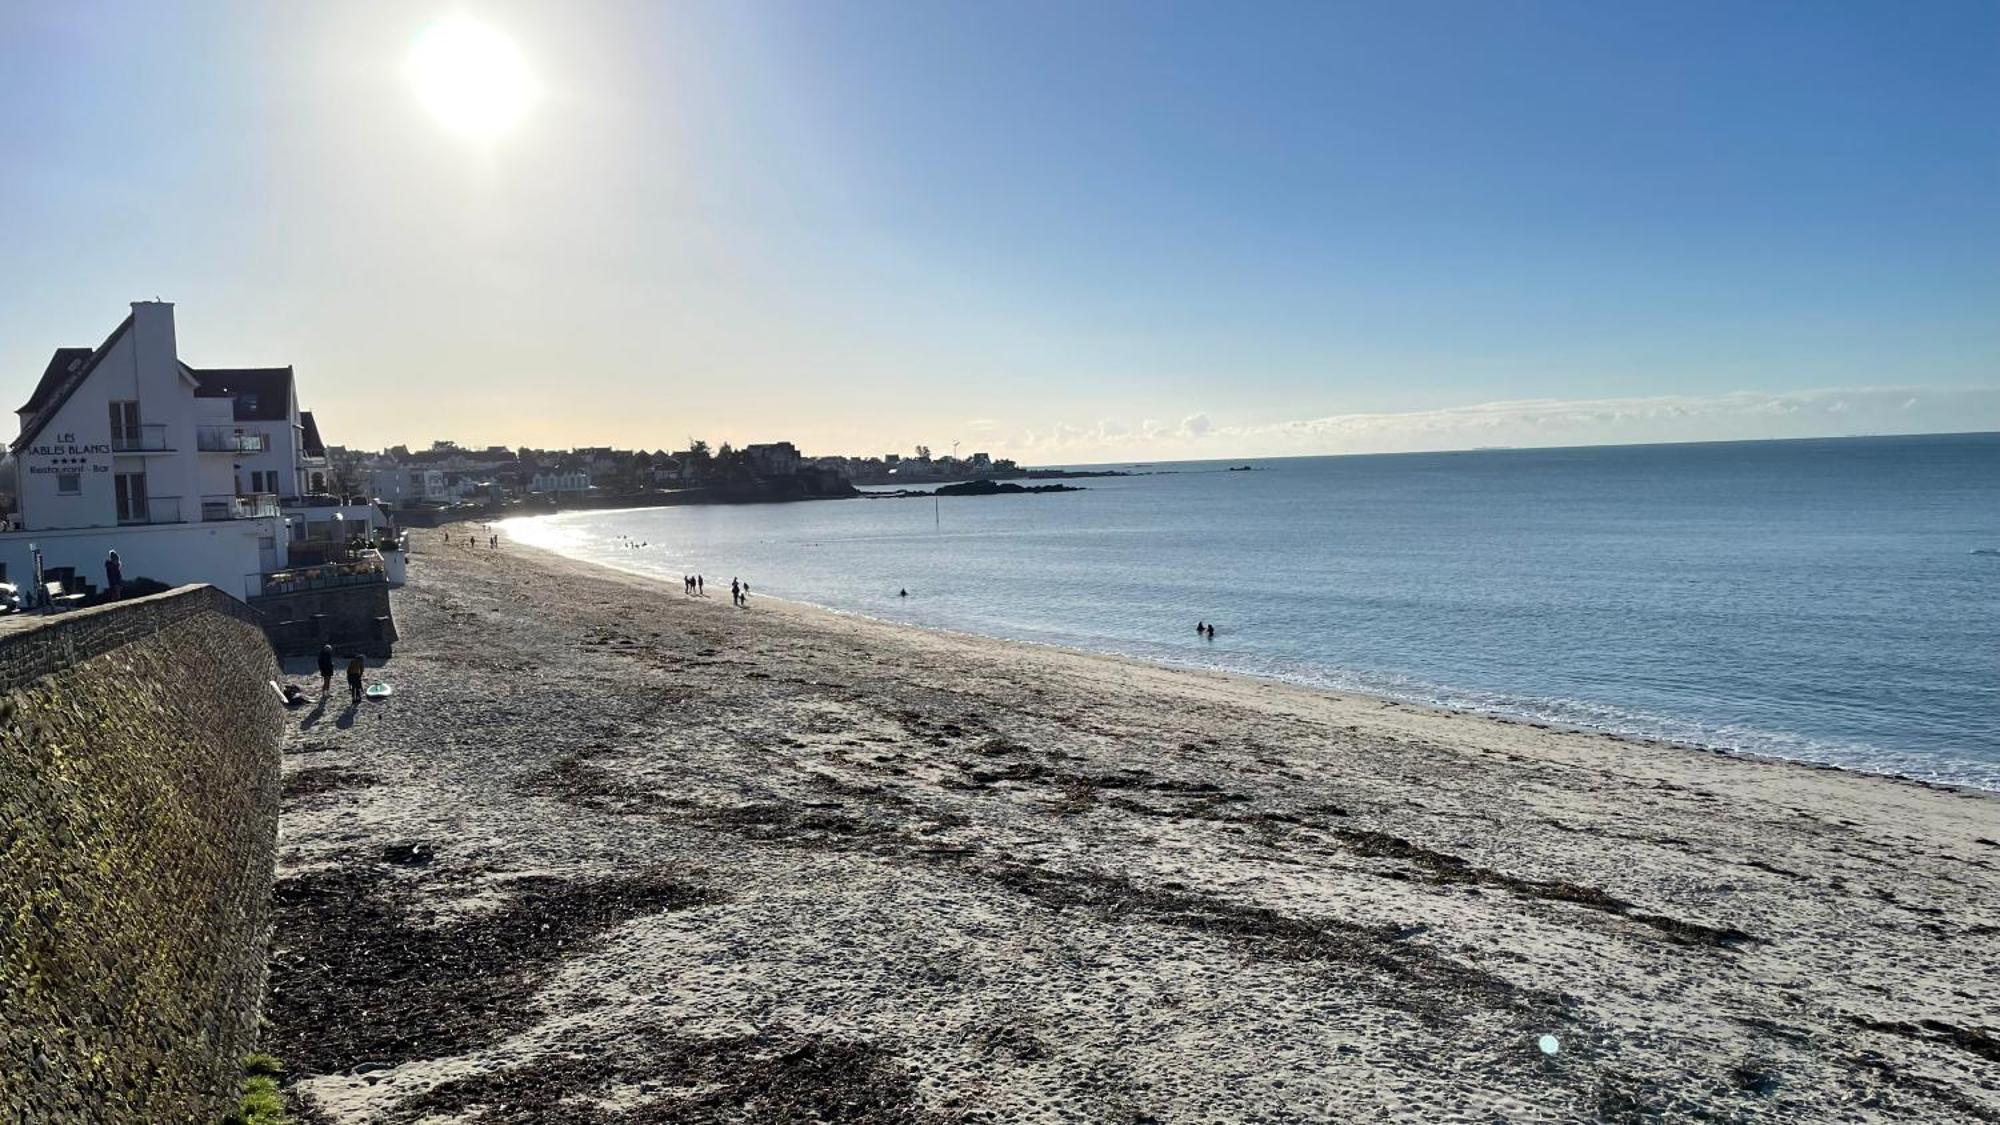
<box><xmin>406</xmin><ymin>17</ymin><xmax>538</xmax><ymax>140</ymax></box>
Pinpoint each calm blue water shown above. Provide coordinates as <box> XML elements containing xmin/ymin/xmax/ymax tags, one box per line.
<box><xmin>507</xmin><ymin>434</ymin><xmax>2000</xmax><ymax>790</ymax></box>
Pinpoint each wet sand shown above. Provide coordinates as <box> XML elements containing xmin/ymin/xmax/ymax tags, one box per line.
<box><xmin>270</xmin><ymin>528</ymin><xmax>2000</xmax><ymax>1123</ymax></box>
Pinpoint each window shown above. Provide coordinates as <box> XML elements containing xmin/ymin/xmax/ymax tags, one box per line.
<box><xmin>109</xmin><ymin>401</ymin><xmax>140</xmax><ymax>447</ymax></box>
<box><xmin>56</xmin><ymin>473</ymin><xmax>81</xmax><ymax>495</ymax></box>
<box><xmin>115</xmin><ymin>473</ymin><xmax>148</xmax><ymax>522</ymax></box>
<box><xmin>248</xmin><ymin>469</ymin><xmax>279</xmax><ymax>495</ymax></box>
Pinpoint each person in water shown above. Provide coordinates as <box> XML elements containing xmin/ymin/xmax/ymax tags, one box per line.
<box><xmin>900</xmin><ymin>588</ymin><xmax>908</xmax><ymax>597</ymax></box>
<box><xmin>346</xmin><ymin>654</ymin><xmax>366</xmax><ymax>705</ymax></box>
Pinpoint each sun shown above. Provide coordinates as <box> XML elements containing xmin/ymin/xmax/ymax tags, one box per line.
<box><xmin>406</xmin><ymin>17</ymin><xmax>539</xmax><ymax>140</ymax></box>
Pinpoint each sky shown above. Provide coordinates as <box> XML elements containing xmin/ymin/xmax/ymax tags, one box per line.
<box><xmin>1</xmin><ymin>1</ymin><xmax>1995</xmax><ymax>462</ymax></box>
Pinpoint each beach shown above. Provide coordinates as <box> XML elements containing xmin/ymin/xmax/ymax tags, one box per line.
<box><xmin>271</xmin><ymin>528</ymin><xmax>2000</xmax><ymax>1122</ymax></box>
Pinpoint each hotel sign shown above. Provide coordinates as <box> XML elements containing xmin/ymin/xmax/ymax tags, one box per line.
<box><xmin>25</xmin><ymin>431</ymin><xmax>112</xmax><ymax>474</ymax></box>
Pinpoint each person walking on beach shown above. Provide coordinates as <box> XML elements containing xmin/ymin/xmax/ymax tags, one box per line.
<box><xmin>346</xmin><ymin>654</ymin><xmax>366</xmax><ymax>705</ymax></box>
<box><xmin>730</xmin><ymin>577</ymin><xmax>741</xmax><ymax>606</ymax></box>
<box><xmin>317</xmin><ymin>644</ymin><xmax>335</xmax><ymax>696</ymax></box>
<box><xmin>697</xmin><ymin>574</ymin><xmax>704</xmax><ymax>596</ymax></box>
<box><xmin>104</xmin><ymin>550</ymin><xmax>123</xmax><ymax>600</ymax></box>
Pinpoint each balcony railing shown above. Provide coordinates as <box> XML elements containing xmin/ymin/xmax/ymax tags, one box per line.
<box><xmin>197</xmin><ymin>427</ymin><xmax>269</xmax><ymax>453</ymax></box>
<box><xmin>247</xmin><ymin>559</ymin><xmax>387</xmax><ymax>599</ymax></box>
<box><xmin>110</xmin><ymin>424</ymin><xmax>172</xmax><ymax>452</ymax></box>
<box><xmin>117</xmin><ymin>495</ymin><xmax>183</xmax><ymax>525</ymax></box>
<box><xmin>201</xmin><ymin>493</ymin><xmax>281</xmax><ymax>521</ymax></box>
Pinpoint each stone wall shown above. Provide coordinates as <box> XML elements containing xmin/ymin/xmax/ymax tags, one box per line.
<box><xmin>251</xmin><ymin>579</ymin><xmax>397</xmax><ymax>658</ymax></box>
<box><xmin>0</xmin><ymin>586</ymin><xmax>284</xmax><ymax>1122</ymax></box>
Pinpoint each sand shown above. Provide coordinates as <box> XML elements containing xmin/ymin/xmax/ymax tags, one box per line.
<box><xmin>269</xmin><ymin>527</ymin><xmax>2000</xmax><ymax>1123</ymax></box>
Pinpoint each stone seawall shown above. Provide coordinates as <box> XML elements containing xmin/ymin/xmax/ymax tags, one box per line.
<box><xmin>252</xmin><ymin>580</ymin><xmax>398</xmax><ymax>658</ymax></box>
<box><xmin>0</xmin><ymin>587</ymin><xmax>284</xmax><ymax>1122</ymax></box>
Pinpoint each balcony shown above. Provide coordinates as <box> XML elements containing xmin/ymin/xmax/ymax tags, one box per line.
<box><xmin>117</xmin><ymin>496</ymin><xmax>184</xmax><ymax>525</ymax></box>
<box><xmin>202</xmin><ymin>493</ymin><xmax>281</xmax><ymax>521</ymax></box>
<box><xmin>111</xmin><ymin>424</ymin><xmax>173</xmax><ymax>453</ymax></box>
<box><xmin>198</xmin><ymin>427</ymin><xmax>269</xmax><ymax>454</ymax></box>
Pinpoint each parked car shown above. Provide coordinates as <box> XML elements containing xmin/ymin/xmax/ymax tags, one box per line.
<box><xmin>0</xmin><ymin>580</ymin><xmax>21</xmax><ymax>614</ymax></box>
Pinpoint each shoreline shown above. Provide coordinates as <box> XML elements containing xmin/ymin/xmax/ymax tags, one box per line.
<box><xmin>506</xmin><ymin>513</ymin><xmax>1998</xmax><ymax>803</ymax></box>
<box><xmin>271</xmin><ymin>527</ymin><xmax>2000</xmax><ymax>1122</ymax></box>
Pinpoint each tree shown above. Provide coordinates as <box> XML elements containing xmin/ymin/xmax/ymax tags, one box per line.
<box><xmin>914</xmin><ymin>444</ymin><xmax>931</xmax><ymax>461</ymax></box>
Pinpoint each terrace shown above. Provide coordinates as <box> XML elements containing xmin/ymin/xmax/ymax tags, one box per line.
<box><xmin>246</xmin><ymin>558</ymin><xmax>386</xmax><ymax>599</ymax></box>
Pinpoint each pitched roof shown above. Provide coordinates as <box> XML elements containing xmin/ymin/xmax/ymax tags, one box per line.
<box><xmin>12</xmin><ymin>314</ymin><xmax>134</xmax><ymax>454</ymax></box>
<box><xmin>18</xmin><ymin>347</ymin><xmax>95</xmax><ymax>415</ymax></box>
<box><xmin>189</xmin><ymin>367</ymin><xmax>293</xmax><ymax>421</ymax></box>
<box><xmin>300</xmin><ymin>410</ymin><xmax>326</xmax><ymax>457</ymax></box>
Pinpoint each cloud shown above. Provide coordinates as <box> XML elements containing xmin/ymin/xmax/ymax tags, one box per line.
<box><xmin>963</xmin><ymin>418</ymin><xmax>1000</xmax><ymax>432</ymax></box>
<box><xmin>989</xmin><ymin>385</ymin><xmax>2000</xmax><ymax>459</ymax></box>
<box><xmin>1178</xmin><ymin>413</ymin><xmax>1214</xmax><ymax>438</ymax></box>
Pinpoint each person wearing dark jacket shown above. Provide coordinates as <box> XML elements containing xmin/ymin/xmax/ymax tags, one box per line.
<box><xmin>317</xmin><ymin>644</ymin><xmax>336</xmax><ymax>696</ymax></box>
<box><xmin>347</xmin><ymin>655</ymin><xmax>366</xmax><ymax>705</ymax></box>
<box><xmin>104</xmin><ymin>550</ymin><xmax>123</xmax><ymax>600</ymax></box>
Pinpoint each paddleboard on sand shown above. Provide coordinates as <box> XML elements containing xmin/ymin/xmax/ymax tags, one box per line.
<box><xmin>365</xmin><ymin>682</ymin><xmax>393</xmax><ymax>699</ymax></box>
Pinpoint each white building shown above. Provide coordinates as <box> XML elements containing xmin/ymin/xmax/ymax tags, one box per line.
<box><xmin>530</xmin><ymin>468</ymin><xmax>591</xmax><ymax>494</ymax></box>
<box><xmin>366</xmin><ymin>465</ymin><xmax>449</xmax><ymax>505</ymax></box>
<box><xmin>1</xmin><ymin>302</ymin><xmax>307</xmax><ymax>600</ymax></box>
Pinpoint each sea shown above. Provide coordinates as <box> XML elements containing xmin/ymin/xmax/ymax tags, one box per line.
<box><xmin>505</xmin><ymin>433</ymin><xmax>2000</xmax><ymax>791</ymax></box>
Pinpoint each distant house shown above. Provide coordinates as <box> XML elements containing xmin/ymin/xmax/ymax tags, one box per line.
<box><xmin>531</xmin><ymin>467</ymin><xmax>591</xmax><ymax>495</ymax></box>
<box><xmin>366</xmin><ymin>465</ymin><xmax>448</xmax><ymax>505</ymax></box>
<box><xmin>641</xmin><ymin>456</ymin><xmax>685</xmax><ymax>487</ymax></box>
<box><xmin>743</xmin><ymin>441</ymin><xmax>802</xmax><ymax>478</ymax></box>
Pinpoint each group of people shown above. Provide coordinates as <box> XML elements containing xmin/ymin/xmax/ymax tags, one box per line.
<box><xmin>316</xmin><ymin>643</ymin><xmax>371</xmax><ymax>705</ymax></box>
<box><xmin>1195</xmin><ymin>620</ymin><xmax>1217</xmax><ymax>639</ymax></box>
<box><xmin>442</xmin><ymin>528</ymin><xmax>500</xmax><ymax>549</ymax></box>
<box><xmin>683</xmin><ymin>573</ymin><xmax>753</xmax><ymax>606</ymax></box>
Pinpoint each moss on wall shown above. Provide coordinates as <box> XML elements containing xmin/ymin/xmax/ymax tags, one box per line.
<box><xmin>0</xmin><ymin>592</ymin><xmax>283</xmax><ymax>1122</ymax></box>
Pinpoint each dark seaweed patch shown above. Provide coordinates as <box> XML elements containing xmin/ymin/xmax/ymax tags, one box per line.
<box><xmin>384</xmin><ymin>1026</ymin><xmax>955</xmax><ymax>1124</ymax></box>
<box><xmin>266</xmin><ymin>862</ymin><xmax>716</xmax><ymax>1074</ymax></box>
